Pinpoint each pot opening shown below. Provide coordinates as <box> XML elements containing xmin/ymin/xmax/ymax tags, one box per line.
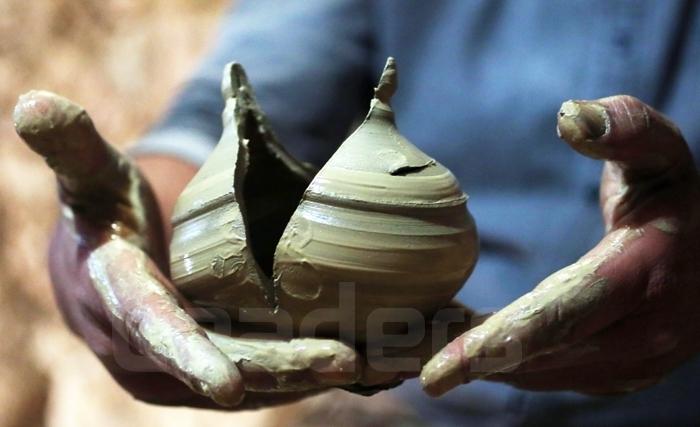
<box><xmin>239</xmin><ymin>110</ymin><xmax>310</xmax><ymax>278</ymax></box>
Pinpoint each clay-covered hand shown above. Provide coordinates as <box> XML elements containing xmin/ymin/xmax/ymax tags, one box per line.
<box><xmin>13</xmin><ymin>91</ymin><xmax>362</xmax><ymax>409</ymax></box>
<box><xmin>421</xmin><ymin>95</ymin><xmax>700</xmax><ymax>396</ymax></box>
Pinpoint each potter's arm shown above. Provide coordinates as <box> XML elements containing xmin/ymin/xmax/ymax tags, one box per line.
<box><xmin>133</xmin><ymin>0</ymin><xmax>374</xmax><ymax>168</ymax></box>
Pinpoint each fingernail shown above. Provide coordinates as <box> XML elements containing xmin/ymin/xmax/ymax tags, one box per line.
<box><xmin>557</xmin><ymin>101</ymin><xmax>609</xmax><ymax>143</ymax></box>
<box><xmin>420</xmin><ymin>343</ymin><xmax>467</xmax><ymax>397</ymax></box>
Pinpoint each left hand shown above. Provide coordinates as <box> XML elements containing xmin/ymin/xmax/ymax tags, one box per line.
<box><xmin>13</xmin><ymin>91</ymin><xmax>365</xmax><ymax>409</ymax></box>
<box><xmin>421</xmin><ymin>95</ymin><xmax>700</xmax><ymax>396</ymax></box>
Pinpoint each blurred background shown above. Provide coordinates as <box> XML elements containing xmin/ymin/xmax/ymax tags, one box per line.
<box><xmin>0</xmin><ymin>1</ymin><xmax>423</xmax><ymax>426</ymax></box>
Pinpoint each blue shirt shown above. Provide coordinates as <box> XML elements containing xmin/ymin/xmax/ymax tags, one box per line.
<box><xmin>135</xmin><ymin>1</ymin><xmax>700</xmax><ymax>425</ymax></box>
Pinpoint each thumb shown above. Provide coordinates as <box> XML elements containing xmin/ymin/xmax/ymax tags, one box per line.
<box><xmin>14</xmin><ymin>91</ymin><xmax>164</xmax><ymax>257</ymax></box>
<box><xmin>14</xmin><ymin>90</ymin><xmax>126</xmax><ymax>199</ymax></box>
<box><xmin>557</xmin><ymin>95</ymin><xmax>697</xmax><ymax>229</ymax></box>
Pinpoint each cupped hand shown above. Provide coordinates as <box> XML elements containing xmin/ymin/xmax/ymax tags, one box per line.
<box><xmin>13</xmin><ymin>91</ymin><xmax>363</xmax><ymax>409</ymax></box>
<box><xmin>421</xmin><ymin>95</ymin><xmax>700</xmax><ymax>396</ymax></box>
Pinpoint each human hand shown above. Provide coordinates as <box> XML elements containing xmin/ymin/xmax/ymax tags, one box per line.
<box><xmin>421</xmin><ymin>95</ymin><xmax>700</xmax><ymax>396</ymax></box>
<box><xmin>13</xmin><ymin>91</ymin><xmax>363</xmax><ymax>409</ymax></box>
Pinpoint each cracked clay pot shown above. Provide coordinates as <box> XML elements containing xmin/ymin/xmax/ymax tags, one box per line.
<box><xmin>169</xmin><ymin>58</ymin><xmax>478</xmax><ymax>342</ymax></box>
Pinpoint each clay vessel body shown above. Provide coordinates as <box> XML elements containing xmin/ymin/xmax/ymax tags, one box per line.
<box><xmin>169</xmin><ymin>58</ymin><xmax>478</xmax><ymax>342</ymax></box>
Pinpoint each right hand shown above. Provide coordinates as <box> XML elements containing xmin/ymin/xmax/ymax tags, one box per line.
<box><xmin>13</xmin><ymin>91</ymin><xmax>363</xmax><ymax>409</ymax></box>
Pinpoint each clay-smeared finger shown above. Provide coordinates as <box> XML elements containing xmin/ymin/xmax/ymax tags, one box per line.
<box><xmin>207</xmin><ymin>332</ymin><xmax>360</xmax><ymax>392</ymax></box>
<box><xmin>482</xmin><ymin>355</ymin><xmax>667</xmax><ymax>393</ymax></box>
<box><xmin>420</xmin><ymin>226</ymin><xmax>647</xmax><ymax>397</ymax></box>
<box><xmin>508</xmin><ymin>313</ymin><xmax>678</xmax><ymax>374</ymax></box>
<box><xmin>14</xmin><ymin>90</ymin><xmax>166</xmax><ymax>259</ymax></box>
<box><xmin>557</xmin><ymin>95</ymin><xmax>692</xmax><ymax>178</ymax></box>
<box><xmin>558</xmin><ymin>96</ymin><xmax>698</xmax><ymax>232</ymax></box>
<box><xmin>13</xmin><ymin>90</ymin><xmax>129</xmax><ymax>197</ymax></box>
<box><xmin>87</xmin><ymin>238</ymin><xmax>245</xmax><ymax>407</ymax></box>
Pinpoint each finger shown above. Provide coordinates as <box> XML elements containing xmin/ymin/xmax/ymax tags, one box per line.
<box><xmin>14</xmin><ymin>90</ymin><xmax>164</xmax><ymax>255</ymax></box>
<box><xmin>420</xmin><ymin>226</ymin><xmax>647</xmax><ymax>397</ymax></box>
<box><xmin>87</xmin><ymin>238</ymin><xmax>245</xmax><ymax>407</ymax></box>
<box><xmin>501</xmin><ymin>313</ymin><xmax>678</xmax><ymax>373</ymax></box>
<box><xmin>557</xmin><ymin>95</ymin><xmax>692</xmax><ymax>179</ymax></box>
<box><xmin>558</xmin><ymin>96</ymin><xmax>698</xmax><ymax>230</ymax></box>
<box><xmin>207</xmin><ymin>332</ymin><xmax>360</xmax><ymax>392</ymax></box>
<box><xmin>13</xmin><ymin>90</ymin><xmax>129</xmax><ymax>199</ymax></box>
<box><xmin>483</xmin><ymin>344</ymin><xmax>677</xmax><ymax>393</ymax></box>
<box><xmin>485</xmin><ymin>359</ymin><xmax>664</xmax><ymax>393</ymax></box>
<box><xmin>494</xmin><ymin>328</ymin><xmax>688</xmax><ymax>393</ymax></box>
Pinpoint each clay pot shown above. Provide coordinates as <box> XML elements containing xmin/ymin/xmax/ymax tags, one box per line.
<box><xmin>169</xmin><ymin>58</ymin><xmax>478</xmax><ymax>342</ymax></box>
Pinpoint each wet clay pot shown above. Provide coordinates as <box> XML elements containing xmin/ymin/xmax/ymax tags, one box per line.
<box><xmin>169</xmin><ymin>58</ymin><xmax>478</xmax><ymax>342</ymax></box>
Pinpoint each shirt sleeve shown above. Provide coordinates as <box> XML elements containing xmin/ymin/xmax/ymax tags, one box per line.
<box><xmin>131</xmin><ymin>0</ymin><xmax>374</xmax><ymax>167</ymax></box>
